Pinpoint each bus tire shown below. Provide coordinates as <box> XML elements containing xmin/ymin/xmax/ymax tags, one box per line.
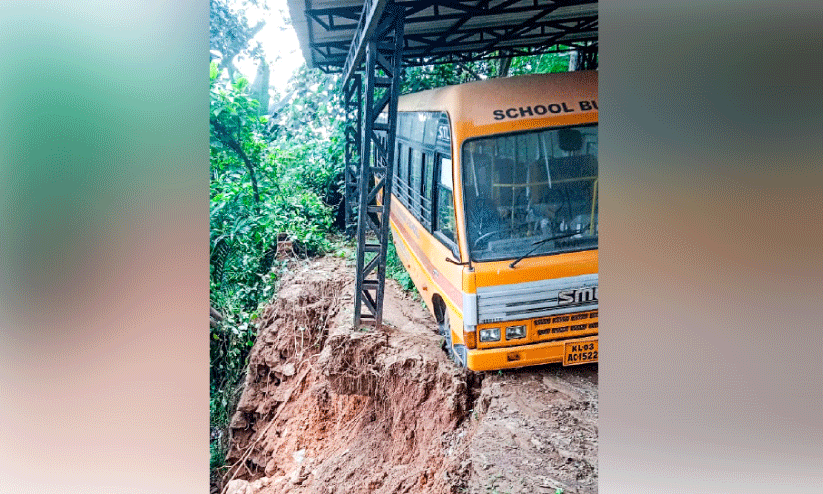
<box><xmin>439</xmin><ymin>310</ymin><xmax>467</xmax><ymax>368</ymax></box>
<box><xmin>453</xmin><ymin>344</ymin><xmax>468</xmax><ymax>368</ymax></box>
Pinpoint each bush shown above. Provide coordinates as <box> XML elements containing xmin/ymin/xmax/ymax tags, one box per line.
<box><xmin>209</xmin><ymin>62</ymin><xmax>345</xmax><ymax>473</ymax></box>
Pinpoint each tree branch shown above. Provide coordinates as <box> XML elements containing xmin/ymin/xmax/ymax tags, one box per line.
<box><xmin>211</xmin><ymin>119</ymin><xmax>261</xmax><ymax>212</ymax></box>
<box><xmin>457</xmin><ymin>62</ymin><xmax>482</xmax><ymax>81</ymax></box>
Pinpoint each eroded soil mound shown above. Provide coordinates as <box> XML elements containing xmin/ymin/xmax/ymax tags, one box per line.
<box><xmin>221</xmin><ymin>256</ymin><xmax>597</xmax><ymax>494</ymax></box>
<box><xmin>463</xmin><ymin>367</ymin><xmax>598</xmax><ymax>494</ymax></box>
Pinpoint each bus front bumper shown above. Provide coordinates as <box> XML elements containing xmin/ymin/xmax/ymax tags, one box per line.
<box><xmin>466</xmin><ymin>335</ymin><xmax>598</xmax><ymax>371</ymax></box>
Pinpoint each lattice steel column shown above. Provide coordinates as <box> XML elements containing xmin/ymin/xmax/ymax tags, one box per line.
<box><xmin>579</xmin><ymin>46</ymin><xmax>598</xmax><ymax>70</ymax></box>
<box><xmin>343</xmin><ymin>73</ymin><xmax>361</xmax><ymax>237</ymax></box>
<box><xmin>572</xmin><ymin>42</ymin><xmax>598</xmax><ymax>71</ymax></box>
<box><xmin>353</xmin><ymin>6</ymin><xmax>404</xmax><ymax>327</ymax></box>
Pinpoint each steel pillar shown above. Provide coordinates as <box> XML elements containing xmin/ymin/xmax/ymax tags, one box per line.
<box><xmin>579</xmin><ymin>46</ymin><xmax>598</xmax><ymax>70</ymax></box>
<box><xmin>343</xmin><ymin>73</ymin><xmax>361</xmax><ymax>236</ymax></box>
<box><xmin>571</xmin><ymin>43</ymin><xmax>598</xmax><ymax>71</ymax></box>
<box><xmin>352</xmin><ymin>5</ymin><xmax>404</xmax><ymax>327</ymax></box>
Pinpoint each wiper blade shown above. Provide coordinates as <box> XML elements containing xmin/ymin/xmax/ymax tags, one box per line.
<box><xmin>509</xmin><ymin>230</ymin><xmax>585</xmax><ymax>269</ymax></box>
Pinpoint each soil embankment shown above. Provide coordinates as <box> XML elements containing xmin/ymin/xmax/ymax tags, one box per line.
<box><xmin>221</xmin><ymin>257</ymin><xmax>597</xmax><ymax>494</ymax></box>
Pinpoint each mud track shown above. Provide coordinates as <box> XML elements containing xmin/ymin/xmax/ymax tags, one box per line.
<box><xmin>222</xmin><ymin>257</ymin><xmax>597</xmax><ymax>494</ymax></box>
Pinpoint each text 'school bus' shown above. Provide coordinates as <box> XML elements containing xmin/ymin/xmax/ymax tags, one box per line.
<box><xmin>388</xmin><ymin>71</ymin><xmax>598</xmax><ymax>371</ymax></box>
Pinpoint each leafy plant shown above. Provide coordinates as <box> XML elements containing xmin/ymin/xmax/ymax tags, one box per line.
<box><xmin>209</xmin><ymin>60</ymin><xmax>345</xmax><ymax>476</ymax></box>
<box><xmin>385</xmin><ymin>236</ymin><xmax>416</xmax><ymax>294</ymax></box>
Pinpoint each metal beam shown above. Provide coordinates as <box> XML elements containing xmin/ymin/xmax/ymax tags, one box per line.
<box><xmin>314</xmin><ymin>41</ymin><xmax>595</xmax><ymax>72</ymax></box>
<box><xmin>295</xmin><ymin>0</ymin><xmax>598</xmax><ymax>72</ymax></box>
<box><xmin>352</xmin><ymin>5</ymin><xmax>404</xmax><ymax>327</ymax></box>
<box><xmin>342</xmin><ymin>0</ymin><xmax>389</xmax><ymax>85</ymax></box>
<box><xmin>310</xmin><ymin>1</ymin><xmax>587</xmax><ymax>33</ymax></box>
<box><xmin>343</xmin><ymin>73</ymin><xmax>361</xmax><ymax>237</ymax></box>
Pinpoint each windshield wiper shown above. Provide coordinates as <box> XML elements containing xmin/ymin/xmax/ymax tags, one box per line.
<box><xmin>509</xmin><ymin>230</ymin><xmax>586</xmax><ymax>269</ymax></box>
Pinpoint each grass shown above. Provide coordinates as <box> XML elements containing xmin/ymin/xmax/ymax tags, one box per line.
<box><xmin>385</xmin><ymin>233</ymin><xmax>419</xmax><ymax>297</ymax></box>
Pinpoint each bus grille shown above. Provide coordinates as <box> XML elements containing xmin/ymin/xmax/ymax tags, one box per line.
<box><xmin>475</xmin><ymin>274</ymin><xmax>598</xmax><ymax>325</ymax></box>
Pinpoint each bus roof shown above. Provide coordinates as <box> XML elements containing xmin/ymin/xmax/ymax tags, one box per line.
<box><xmin>398</xmin><ymin>71</ymin><xmax>598</xmax><ymax>130</ymax></box>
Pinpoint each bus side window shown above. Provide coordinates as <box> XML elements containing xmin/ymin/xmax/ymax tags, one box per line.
<box><xmin>421</xmin><ymin>152</ymin><xmax>433</xmax><ymax>230</ymax></box>
<box><xmin>399</xmin><ymin>113</ymin><xmax>411</xmax><ymax>139</ymax></box>
<box><xmin>398</xmin><ymin>141</ymin><xmax>410</xmax><ymax>206</ymax></box>
<box><xmin>423</xmin><ymin>114</ymin><xmax>438</xmax><ymax>147</ymax></box>
<box><xmin>410</xmin><ymin>148</ymin><xmax>423</xmax><ymax>219</ymax></box>
<box><xmin>435</xmin><ymin>156</ymin><xmax>457</xmax><ymax>252</ymax></box>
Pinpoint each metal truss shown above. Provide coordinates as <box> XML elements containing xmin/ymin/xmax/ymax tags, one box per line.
<box><xmin>315</xmin><ymin>41</ymin><xmax>596</xmax><ymax>73</ymax></box>
<box><xmin>573</xmin><ymin>42</ymin><xmax>598</xmax><ymax>70</ymax></box>
<box><xmin>343</xmin><ymin>73</ymin><xmax>361</xmax><ymax>236</ymax></box>
<box><xmin>305</xmin><ymin>1</ymin><xmax>598</xmax><ymax>73</ymax></box>
<box><xmin>349</xmin><ymin>5</ymin><xmax>405</xmax><ymax>327</ymax></box>
<box><xmin>342</xmin><ymin>0</ymin><xmax>390</xmax><ymax>85</ymax></box>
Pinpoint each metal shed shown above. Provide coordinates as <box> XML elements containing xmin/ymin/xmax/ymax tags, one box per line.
<box><xmin>285</xmin><ymin>0</ymin><xmax>598</xmax><ymax>327</ymax></box>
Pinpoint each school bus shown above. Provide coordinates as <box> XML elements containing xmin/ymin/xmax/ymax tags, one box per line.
<box><xmin>388</xmin><ymin>71</ymin><xmax>597</xmax><ymax>371</ymax></box>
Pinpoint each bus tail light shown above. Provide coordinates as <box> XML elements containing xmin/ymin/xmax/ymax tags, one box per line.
<box><xmin>464</xmin><ymin>325</ymin><xmax>477</xmax><ymax>349</ymax></box>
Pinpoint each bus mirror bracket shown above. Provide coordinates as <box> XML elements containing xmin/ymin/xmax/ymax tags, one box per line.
<box><xmin>445</xmin><ymin>256</ymin><xmax>470</xmax><ymax>266</ymax></box>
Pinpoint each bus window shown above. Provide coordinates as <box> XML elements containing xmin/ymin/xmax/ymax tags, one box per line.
<box><xmin>410</xmin><ymin>148</ymin><xmax>423</xmax><ymax>218</ymax></box>
<box><xmin>463</xmin><ymin>124</ymin><xmax>598</xmax><ymax>262</ymax></box>
<box><xmin>411</xmin><ymin>112</ymin><xmax>425</xmax><ymax>142</ymax></box>
<box><xmin>435</xmin><ymin>113</ymin><xmax>450</xmax><ymax>155</ymax></box>
<box><xmin>435</xmin><ymin>156</ymin><xmax>457</xmax><ymax>253</ymax></box>
<box><xmin>397</xmin><ymin>142</ymin><xmax>410</xmax><ymax>205</ymax></box>
<box><xmin>423</xmin><ymin>114</ymin><xmax>438</xmax><ymax>147</ymax></box>
<box><xmin>398</xmin><ymin>113</ymin><xmax>412</xmax><ymax>140</ymax></box>
<box><xmin>421</xmin><ymin>152</ymin><xmax>433</xmax><ymax>229</ymax></box>
<box><xmin>464</xmin><ymin>143</ymin><xmax>503</xmax><ymax>239</ymax></box>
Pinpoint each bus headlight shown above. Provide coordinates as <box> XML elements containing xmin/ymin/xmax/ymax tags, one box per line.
<box><xmin>479</xmin><ymin>328</ymin><xmax>501</xmax><ymax>342</ymax></box>
<box><xmin>506</xmin><ymin>325</ymin><xmax>527</xmax><ymax>340</ymax></box>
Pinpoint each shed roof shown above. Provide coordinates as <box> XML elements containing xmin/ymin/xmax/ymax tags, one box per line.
<box><xmin>286</xmin><ymin>1</ymin><xmax>598</xmax><ymax>72</ymax></box>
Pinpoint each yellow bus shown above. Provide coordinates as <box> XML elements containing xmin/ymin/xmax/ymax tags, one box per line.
<box><xmin>389</xmin><ymin>71</ymin><xmax>598</xmax><ymax>371</ymax></box>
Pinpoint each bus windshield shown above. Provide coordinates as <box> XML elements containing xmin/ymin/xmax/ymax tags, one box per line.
<box><xmin>462</xmin><ymin>124</ymin><xmax>598</xmax><ymax>262</ymax></box>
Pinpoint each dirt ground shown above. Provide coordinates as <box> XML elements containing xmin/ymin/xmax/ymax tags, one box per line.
<box><xmin>219</xmin><ymin>256</ymin><xmax>597</xmax><ymax>494</ymax></box>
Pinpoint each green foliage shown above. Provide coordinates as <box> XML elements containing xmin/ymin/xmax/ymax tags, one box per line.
<box><xmin>402</xmin><ymin>63</ymin><xmax>474</xmax><ymax>94</ymax></box>
<box><xmin>402</xmin><ymin>51</ymin><xmax>572</xmax><ymax>94</ymax></box>
<box><xmin>385</xmin><ymin>234</ymin><xmax>417</xmax><ymax>295</ymax></box>
<box><xmin>210</xmin><ymin>0</ymin><xmax>265</xmax><ymax>79</ymax></box>
<box><xmin>506</xmin><ymin>52</ymin><xmax>572</xmax><ymax>76</ymax></box>
<box><xmin>209</xmin><ymin>60</ymin><xmax>347</xmax><ymax>474</ymax></box>
<box><xmin>270</xmin><ymin>66</ymin><xmax>348</xmax><ymax>217</ymax></box>
<box><xmin>211</xmin><ymin>439</ymin><xmax>227</xmax><ymax>471</ymax></box>
<box><xmin>509</xmin><ymin>53</ymin><xmax>569</xmax><ymax>76</ymax></box>
<box><xmin>210</xmin><ymin>61</ymin><xmax>341</xmax><ymax>309</ymax></box>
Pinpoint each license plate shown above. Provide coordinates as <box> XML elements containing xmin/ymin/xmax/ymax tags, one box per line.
<box><xmin>563</xmin><ymin>339</ymin><xmax>598</xmax><ymax>366</ymax></box>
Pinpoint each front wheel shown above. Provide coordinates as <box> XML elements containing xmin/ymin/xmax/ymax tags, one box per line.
<box><xmin>439</xmin><ymin>310</ymin><xmax>467</xmax><ymax>368</ymax></box>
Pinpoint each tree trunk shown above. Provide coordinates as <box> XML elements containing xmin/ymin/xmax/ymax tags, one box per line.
<box><xmin>211</xmin><ymin>120</ymin><xmax>261</xmax><ymax>212</ymax></box>
<box><xmin>233</xmin><ymin>143</ymin><xmax>261</xmax><ymax>211</ymax></box>
<box><xmin>498</xmin><ymin>57</ymin><xmax>512</xmax><ymax>77</ymax></box>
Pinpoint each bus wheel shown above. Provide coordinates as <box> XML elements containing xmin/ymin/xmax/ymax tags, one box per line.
<box><xmin>439</xmin><ymin>311</ymin><xmax>467</xmax><ymax>368</ymax></box>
